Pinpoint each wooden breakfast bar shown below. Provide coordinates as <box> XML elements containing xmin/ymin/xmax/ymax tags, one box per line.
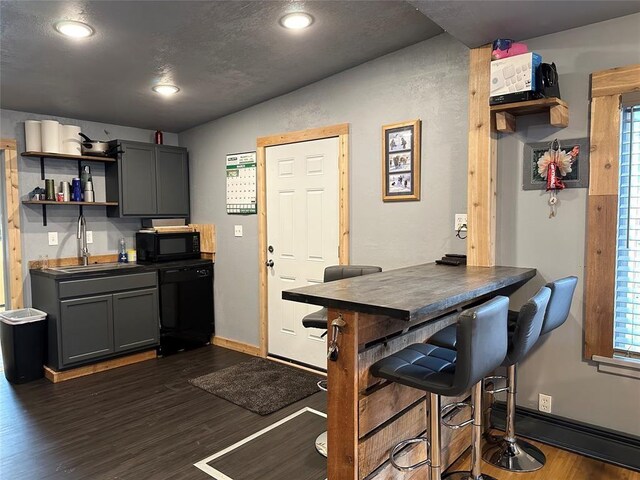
<box><xmin>282</xmin><ymin>263</ymin><xmax>536</xmax><ymax>480</ymax></box>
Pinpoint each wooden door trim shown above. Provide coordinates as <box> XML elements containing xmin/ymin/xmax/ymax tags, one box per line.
<box><xmin>257</xmin><ymin>124</ymin><xmax>350</xmax><ymax>357</ymax></box>
<box><xmin>0</xmin><ymin>138</ymin><xmax>23</xmax><ymax>309</ymax></box>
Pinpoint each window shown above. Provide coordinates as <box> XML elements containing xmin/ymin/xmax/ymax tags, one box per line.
<box><xmin>615</xmin><ymin>103</ymin><xmax>640</xmax><ymax>355</ymax></box>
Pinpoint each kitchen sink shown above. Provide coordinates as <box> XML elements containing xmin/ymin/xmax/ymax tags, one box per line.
<box><xmin>48</xmin><ymin>263</ymin><xmax>142</xmax><ymax>274</ymax></box>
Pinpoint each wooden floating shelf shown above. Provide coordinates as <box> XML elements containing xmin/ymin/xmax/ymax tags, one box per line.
<box><xmin>21</xmin><ymin>151</ymin><xmax>116</xmax><ymax>162</ymax></box>
<box><xmin>23</xmin><ymin>200</ymin><xmax>118</xmax><ymax>206</ymax></box>
<box><xmin>490</xmin><ymin>97</ymin><xmax>569</xmax><ymax>133</ymax></box>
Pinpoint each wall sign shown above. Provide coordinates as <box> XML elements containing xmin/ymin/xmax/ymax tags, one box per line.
<box><xmin>226</xmin><ymin>151</ymin><xmax>257</xmax><ymax>214</ymax></box>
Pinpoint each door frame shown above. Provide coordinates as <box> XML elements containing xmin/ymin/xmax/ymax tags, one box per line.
<box><xmin>0</xmin><ymin>139</ymin><xmax>23</xmax><ymax>309</ymax></box>
<box><xmin>257</xmin><ymin>123</ymin><xmax>350</xmax><ymax>357</ymax></box>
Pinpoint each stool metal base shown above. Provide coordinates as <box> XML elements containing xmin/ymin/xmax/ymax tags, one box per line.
<box><xmin>482</xmin><ymin>436</ymin><xmax>545</xmax><ymax>472</ymax></box>
<box><xmin>443</xmin><ymin>471</ymin><xmax>498</xmax><ymax>480</ymax></box>
<box><xmin>315</xmin><ymin>431</ymin><xmax>327</xmax><ymax>457</ymax></box>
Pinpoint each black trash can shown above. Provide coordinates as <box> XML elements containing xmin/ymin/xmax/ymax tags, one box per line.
<box><xmin>0</xmin><ymin>308</ymin><xmax>47</xmax><ymax>384</ymax></box>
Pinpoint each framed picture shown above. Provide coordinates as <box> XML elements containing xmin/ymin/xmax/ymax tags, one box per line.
<box><xmin>523</xmin><ymin>138</ymin><xmax>590</xmax><ymax>190</ymax></box>
<box><xmin>382</xmin><ymin>119</ymin><xmax>421</xmax><ymax>201</ymax></box>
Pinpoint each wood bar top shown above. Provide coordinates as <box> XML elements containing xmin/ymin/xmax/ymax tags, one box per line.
<box><xmin>282</xmin><ymin>263</ymin><xmax>536</xmax><ymax>321</ymax></box>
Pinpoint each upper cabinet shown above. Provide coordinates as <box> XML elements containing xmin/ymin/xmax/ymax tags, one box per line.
<box><xmin>106</xmin><ymin>140</ymin><xmax>189</xmax><ymax>218</ymax></box>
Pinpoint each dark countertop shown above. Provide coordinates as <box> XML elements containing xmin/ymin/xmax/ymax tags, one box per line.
<box><xmin>30</xmin><ymin>258</ymin><xmax>213</xmax><ymax>280</ymax></box>
<box><xmin>282</xmin><ymin>263</ymin><xmax>536</xmax><ymax>321</ymax></box>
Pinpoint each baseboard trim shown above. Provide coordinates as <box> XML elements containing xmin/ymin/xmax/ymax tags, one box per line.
<box><xmin>44</xmin><ymin>350</ymin><xmax>157</xmax><ymax>383</ymax></box>
<box><xmin>491</xmin><ymin>402</ymin><xmax>640</xmax><ymax>472</ymax></box>
<box><xmin>211</xmin><ymin>336</ymin><xmax>261</xmax><ymax>357</ymax></box>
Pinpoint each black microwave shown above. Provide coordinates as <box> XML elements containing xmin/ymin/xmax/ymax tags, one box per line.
<box><xmin>136</xmin><ymin>231</ymin><xmax>200</xmax><ymax>263</ymax></box>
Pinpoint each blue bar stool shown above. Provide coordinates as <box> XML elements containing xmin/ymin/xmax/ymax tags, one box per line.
<box><xmin>370</xmin><ymin>296</ymin><xmax>510</xmax><ymax>480</ymax></box>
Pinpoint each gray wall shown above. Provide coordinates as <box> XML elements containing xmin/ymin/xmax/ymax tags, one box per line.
<box><xmin>0</xmin><ymin>108</ymin><xmax>178</xmax><ymax>306</ymax></box>
<box><xmin>497</xmin><ymin>13</ymin><xmax>640</xmax><ymax>435</ymax></box>
<box><xmin>180</xmin><ymin>33</ymin><xmax>470</xmax><ymax>347</ymax></box>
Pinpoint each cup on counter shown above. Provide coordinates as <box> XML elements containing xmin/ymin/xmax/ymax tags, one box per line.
<box><xmin>56</xmin><ymin>192</ymin><xmax>64</xmax><ymax>202</ymax></box>
<box><xmin>84</xmin><ymin>190</ymin><xmax>95</xmax><ymax>202</ymax></box>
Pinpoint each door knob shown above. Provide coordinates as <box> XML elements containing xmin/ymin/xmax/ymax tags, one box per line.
<box><xmin>266</xmin><ymin>259</ymin><xmax>274</xmax><ymax>268</ymax></box>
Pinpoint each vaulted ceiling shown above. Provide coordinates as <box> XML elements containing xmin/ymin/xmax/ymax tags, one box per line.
<box><xmin>1</xmin><ymin>1</ymin><xmax>638</xmax><ymax>132</ymax></box>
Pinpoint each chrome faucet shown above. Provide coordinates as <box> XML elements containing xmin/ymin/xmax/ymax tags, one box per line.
<box><xmin>77</xmin><ymin>214</ymin><xmax>89</xmax><ymax>266</ymax></box>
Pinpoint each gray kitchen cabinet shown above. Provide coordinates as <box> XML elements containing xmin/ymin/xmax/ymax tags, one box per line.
<box><xmin>60</xmin><ymin>294</ymin><xmax>114</xmax><ymax>365</ymax></box>
<box><xmin>113</xmin><ymin>288</ymin><xmax>159</xmax><ymax>352</ymax></box>
<box><xmin>31</xmin><ymin>270</ymin><xmax>159</xmax><ymax>371</ymax></box>
<box><xmin>106</xmin><ymin>140</ymin><xmax>189</xmax><ymax>218</ymax></box>
<box><xmin>156</xmin><ymin>146</ymin><xmax>189</xmax><ymax>216</ymax></box>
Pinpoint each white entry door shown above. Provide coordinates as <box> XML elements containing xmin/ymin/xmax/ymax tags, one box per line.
<box><xmin>266</xmin><ymin>137</ymin><xmax>340</xmax><ymax>369</ymax></box>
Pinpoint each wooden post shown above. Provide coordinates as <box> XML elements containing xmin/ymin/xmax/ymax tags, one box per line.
<box><xmin>1</xmin><ymin>139</ymin><xmax>24</xmax><ymax>309</ymax></box>
<box><xmin>466</xmin><ymin>45</ymin><xmax>497</xmax><ymax>267</ymax></box>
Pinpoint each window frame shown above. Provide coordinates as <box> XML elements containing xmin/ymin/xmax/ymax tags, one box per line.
<box><xmin>584</xmin><ymin>64</ymin><xmax>640</xmax><ymax>360</ymax></box>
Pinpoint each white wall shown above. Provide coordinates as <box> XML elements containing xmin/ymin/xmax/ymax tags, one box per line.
<box><xmin>0</xmin><ymin>108</ymin><xmax>178</xmax><ymax>306</ymax></box>
<box><xmin>180</xmin><ymin>33</ymin><xmax>470</xmax><ymax>347</ymax></box>
<box><xmin>496</xmin><ymin>13</ymin><xmax>640</xmax><ymax>435</ymax></box>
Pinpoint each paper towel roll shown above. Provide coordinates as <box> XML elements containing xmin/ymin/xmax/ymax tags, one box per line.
<box><xmin>24</xmin><ymin>120</ymin><xmax>42</xmax><ymax>152</ymax></box>
<box><xmin>41</xmin><ymin>120</ymin><xmax>60</xmax><ymax>153</ymax></box>
<box><xmin>61</xmin><ymin>125</ymin><xmax>82</xmax><ymax>155</ymax></box>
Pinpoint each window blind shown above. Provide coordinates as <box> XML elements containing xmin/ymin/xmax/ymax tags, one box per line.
<box><xmin>615</xmin><ymin>104</ymin><xmax>640</xmax><ymax>354</ymax></box>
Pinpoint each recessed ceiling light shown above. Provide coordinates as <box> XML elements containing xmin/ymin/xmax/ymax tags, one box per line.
<box><xmin>54</xmin><ymin>20</ymin><xmax>94</xmax><ymax>38</ymax></box>
<box><xmin>152</xmin><ymin>84</ymin><xmax>180</xmax><ymax>96</ymax></box>
<box><xmin>279</xmin><ymin>12</ymin><xmax>313</xmax><ymax>30</ymax></box>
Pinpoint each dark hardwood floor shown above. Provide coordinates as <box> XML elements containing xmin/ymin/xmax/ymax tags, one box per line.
<box><xmin>0</xmin><ymin>346</ymin><xmax>327</xmax><ymax>479</ymax></box>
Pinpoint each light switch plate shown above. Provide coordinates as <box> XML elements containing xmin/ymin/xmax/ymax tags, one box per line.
<box><xmin>86</xmin><ymin>231</ymin><xmax>93</xmax><ymax>244</ymax></box>
<box><xmin>234</xmin><ymin>225</ymin><xmax>243</xmax><ymax>237</ymax></box>
<box><xmin>455</xmin><ymin>214</ymin><xmax>467</xmax><ymax>232</ymax></box>
<box><xmin>48</xmin><ymin>231</ymin><xmax>58</xmax><ymax>246</ymax></box>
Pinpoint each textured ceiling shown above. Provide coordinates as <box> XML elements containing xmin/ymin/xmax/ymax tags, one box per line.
<box><xmin>409</xmin><ymin>0</ymin><xmax>640</xmax><ymax>48</ymax></box>
<box><xmin>0</xmin><ymin>1</ymin><xmax>443</xmax><ymax>132</ymax></box>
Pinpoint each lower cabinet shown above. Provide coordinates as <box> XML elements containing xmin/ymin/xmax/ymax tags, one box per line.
<box><xmin>113</xmin><ymin>288</ymin><xmax>159</xmax><ymax>353</ymax></box>
<box><xmin>60</xmin><ymin>294</ymin><xmax>114</xmax><ymax>365</ymax></box>
<box><xmin>31</xmin><ymin>271</ymin><xmax>160</xmax><ymax>371</ymax></box>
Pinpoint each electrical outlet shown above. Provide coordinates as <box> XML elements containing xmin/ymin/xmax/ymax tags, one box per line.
<box><xmin>48</xmin><ymin>232</ymin><xmax>58</xmax><ymax>246</ymax></box>
<box><xmin>538</xmin><ymin>393</ymin><xmax>552</xmax><ymax>413</ymax></box>
<box><xmin>86</xmin><ymin>231</ymin><xmax>93</xmax><ymax>244</ymax></box>
<box><xmin>455</xmin><ymin>214</ymin><xmax>468</xmax><ymax>232</ymax></box>
<box><xmin>234</xmin><ymin>225</ymin><xmax>243</xmax><ymax>237</ymax></box>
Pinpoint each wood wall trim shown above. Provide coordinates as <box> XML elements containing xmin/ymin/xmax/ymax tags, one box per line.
<box><xmin>1</xmin><ymin>139</ymin><xmax>23</xmax><ymax>309</ymax></box>
<box><xmin>466</xmin><ymin>45</ymin><xmax>497</xmax><ymax>267</ymax></box>
<box><xmin>257</xmin><ymin>125</ymin><xmax>350</xmax><ymax>359</ymax></box>
<box><xmin>44</xmin><ymin>350</ymin><xmax>156</xmax><ymax>383</ymax></box>
<box><xmin>256</xmin><ymin>123</ymin><xmax>349</xmax><ymax>147</ymax></box>
<box><xmin>584</xmin><ymin>195</ymin><xmax>617</xmax><ymax>359</ymax></box>
<box><xmin>588</xmin><ymin>95</ymin><xmax>621</xmax><ymax>196</ymax></box>
<box><xmin>211</xmin><ymin>336</ymin><xmax>260</xmax><ymax>356</ymax></box>
<box><xmin>591</xmin><ymin>64</ymin><xmax>640</xmax><ymax>98</ymax></box>
<box><xmin>584</xmin><ymin>63</ymin><xmax>640</xmax><ymax>360</ymax></box>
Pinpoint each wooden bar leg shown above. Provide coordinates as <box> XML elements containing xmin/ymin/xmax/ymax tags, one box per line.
<box><xmin>328</xmin><ymin>309</ymin><xmax>358</xmax><ymax>480</ymax></box>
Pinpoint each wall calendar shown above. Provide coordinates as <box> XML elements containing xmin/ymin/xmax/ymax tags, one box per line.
<box><xmin>226</xmin><ymin>151</ymin><xmax>257</xmax><ymax>214</ymax></box>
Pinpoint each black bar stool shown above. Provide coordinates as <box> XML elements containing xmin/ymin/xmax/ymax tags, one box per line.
<box><xmin>429</xmin><ymin>285</ymin><xmax>554</xmax><ymax>472</ymax></box>
<box><xmin>482</xmin><ymin>276</ymin><xmax>576</xmax><ymax>471</ymax></box>
<box><xmin>371</xmin><ymin>296</ymin><xmax>510</xmax><ymax>480</ymax></box>
<box><xmin>302</xmin><ymin>264</ymin><xmax>382</xmax><ymax>457</ymax></box>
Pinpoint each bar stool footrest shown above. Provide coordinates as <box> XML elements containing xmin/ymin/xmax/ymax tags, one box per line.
<box><xmin>389</xmin><ymin>436</ymin><xmax>431</xmax><ymax>472</ymax></box>
<box><xmin>484</xmin><ymin>375</ymin><xmax>508</xmax><ymax>394</ymax></box>
<box><xmin>441</xmin><ymin>401</ymin><xmax>474</xmax><ymax>429</ymax></box>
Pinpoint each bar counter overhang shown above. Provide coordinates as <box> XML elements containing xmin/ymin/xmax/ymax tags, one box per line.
<box><xmin>282</xmin><ymin>262</ymin><xmax>536</xmax><ymax>480</ymax></box>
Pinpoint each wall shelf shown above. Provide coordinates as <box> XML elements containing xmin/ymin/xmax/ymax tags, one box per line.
<box><xmin>490</xmin><ymin>97</ymin><xmax>569</xmax><ymax>133</ymax></box>
<box><xmin>21</xmin><ymin>151</ymin><xmax>116</xmax><ymax>180</ymax></box>
<box><xmin>22</xmin><ymin>200</ymin><xmax>119</xmax><ymax>227</ymax></box>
